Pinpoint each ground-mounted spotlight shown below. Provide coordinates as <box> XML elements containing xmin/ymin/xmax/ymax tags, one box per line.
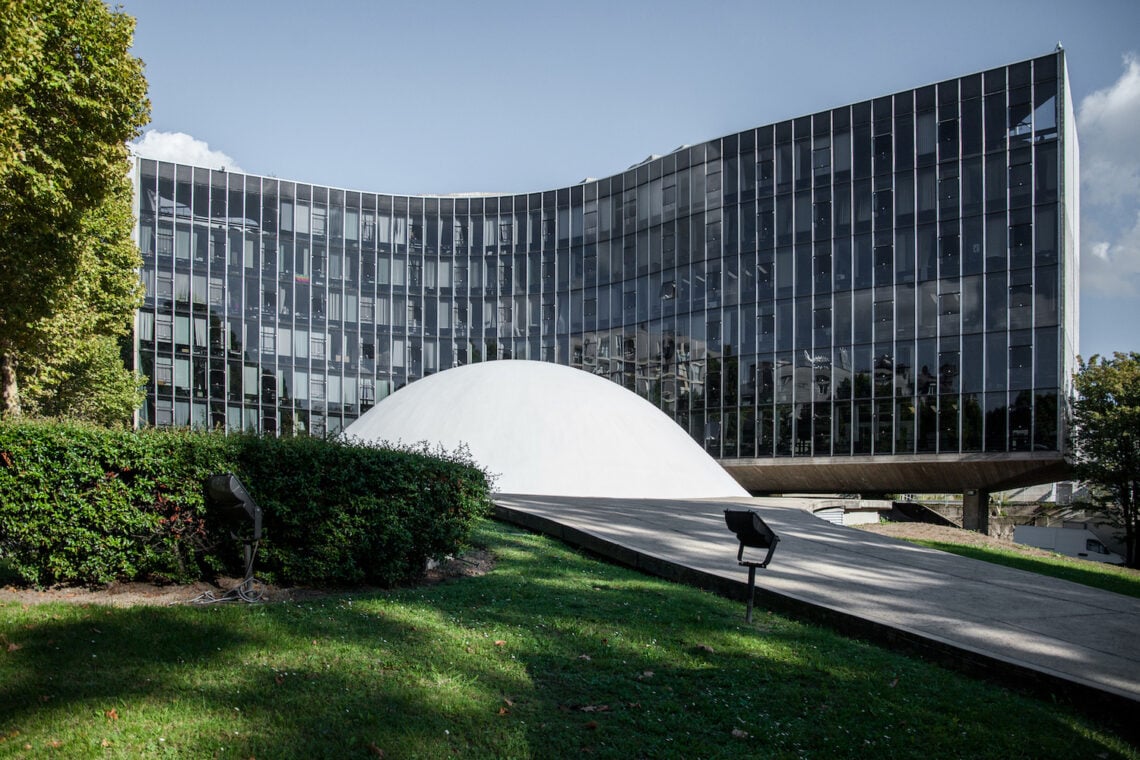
<box><xmin>195</xmin><ymin>473</ymin><xmax>264</xmax><ymax>603</ymax></box>
<box><xmin>723</xmin><ymin>509</ymin><xmax>780</xmax><ymax>623</ymax></box>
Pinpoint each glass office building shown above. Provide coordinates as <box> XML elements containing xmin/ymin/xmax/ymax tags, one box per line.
<box><xmin>133</xmin><ymin>51</ymin><xmax>1078</xmax><ymax>501</ymax></box>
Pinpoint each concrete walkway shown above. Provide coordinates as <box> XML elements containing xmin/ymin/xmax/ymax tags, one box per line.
<box><xmin>493</xmin><ymin>494</ymin><xmax>1140</xmax><ymax>720</ymax></box>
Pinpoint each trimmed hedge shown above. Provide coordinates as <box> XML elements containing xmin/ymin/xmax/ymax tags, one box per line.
<box><xmin>0</xmin><ymin>421</ymin><xmax>492</xmax><ymax>588</ymax></box>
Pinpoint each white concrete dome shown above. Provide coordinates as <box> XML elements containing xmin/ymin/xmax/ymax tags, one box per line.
<box><xmin>343</xmin><ymin>360</ymin><xmax>749</xmax><ymax>498</ymax></box>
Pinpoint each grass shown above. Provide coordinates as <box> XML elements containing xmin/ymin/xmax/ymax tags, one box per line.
<box><xmin>904</xmin><ymin>540</ymin><xmax>1140</xmax><ymax>600</ymax></box>
<box><xmin>0</xmin><ymin>520</ymin><xmax>1136</xmax><ymax>759</ymax></box>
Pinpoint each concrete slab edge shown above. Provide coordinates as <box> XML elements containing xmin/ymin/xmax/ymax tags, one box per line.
<box><xmin>492</xmin><ymin>504</ymin><xmax>1140</xmax><ymax>742</ymax></box>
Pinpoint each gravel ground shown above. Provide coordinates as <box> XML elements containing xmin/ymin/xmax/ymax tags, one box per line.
<box><xmin>0</xmin><ymin>550</ymin><xmax>495</xmax><ymax>608</ymax></box>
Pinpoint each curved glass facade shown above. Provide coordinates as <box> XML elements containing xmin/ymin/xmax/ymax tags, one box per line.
<box><xmin>133</xmin><ymin>52</ymin><xmax>1077</xmax><ymax>482</ymax></box>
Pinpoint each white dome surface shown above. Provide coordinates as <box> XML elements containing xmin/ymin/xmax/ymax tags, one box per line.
<box><xmin>343</xmin><ymin>360</ymin><xmax>748</xmax><ymax>498</ymax></box>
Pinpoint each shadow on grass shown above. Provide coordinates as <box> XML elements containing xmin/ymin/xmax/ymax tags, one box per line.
<box><xmin>0</xmin><ymin>523</ymin><xmax>1134</xmax><ymax>758</ymax></box>
<box><xmin>439</xmin><ymin>525</ymin><xmax>1138</xmax><ymax>758</ymax></box>
<box><xmin>914</xmin><ymin>541</ymin><xmax>1140</xmax><ymax>600</ymax></box>
<box><xmin>0</xmin><ymin>597</ymin><xmax>531</xmax><ymax>757</ymax></box>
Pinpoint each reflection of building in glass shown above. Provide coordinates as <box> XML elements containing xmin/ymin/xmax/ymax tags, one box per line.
<box><xmin>132</xmin><ymin>51</ymin><xmax>1078</xmax><ymax>516</ymax></box>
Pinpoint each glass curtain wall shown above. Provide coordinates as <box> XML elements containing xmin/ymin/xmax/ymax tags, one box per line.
<box><xmin>135</xmin><ymin>52</ymin><xmax>1072</xmax><ymax>459</ymax></box>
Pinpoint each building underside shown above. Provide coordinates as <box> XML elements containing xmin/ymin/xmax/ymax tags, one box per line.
<box><xmin>723</xmin><ymin>452</ymin><xmax>1070</xmax><ymax>495</ymax></box>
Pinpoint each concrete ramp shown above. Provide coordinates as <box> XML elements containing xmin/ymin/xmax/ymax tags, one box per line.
<box><xmin>494</xmin><ymin>494</ymin><xmax>1140</xmax><ymax>725</ymax></box>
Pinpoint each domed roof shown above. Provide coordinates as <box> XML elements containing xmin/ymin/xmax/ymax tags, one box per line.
<box><xmin>344</xmin><ymin>360</ymin><xmax>748</xmax><ymax>498</ymax></box>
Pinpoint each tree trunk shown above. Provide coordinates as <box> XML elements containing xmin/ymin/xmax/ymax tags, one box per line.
<box><xmin>0</xmin><ymin>350</ymin><xmax>19</xmax><ymax>419</ymax></box>
<box><xmin>1126</xmin><ymin>488</ymin><xmax>1137</xmax><ymax>568</ymax></box>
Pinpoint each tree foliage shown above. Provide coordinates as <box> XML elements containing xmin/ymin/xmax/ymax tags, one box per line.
<box><xmin>0</xmin><ymin>0</ymin><xmax>149</xmax><ymax>422</ymax></box>
<box><xmin>18</xmin><ymin>178</ymin><xmax>145</xmax><ymax>424</ymax></box>
<box><xmin>1071</xmin><ymin>352</ymin><xmax>1140</xmax><ymax>567</ymax></box>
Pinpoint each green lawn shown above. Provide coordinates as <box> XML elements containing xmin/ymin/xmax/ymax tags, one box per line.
<box><xmin>905</xmin><ymin>540</ymin><xmax>1140</xmax><ymax>600</ymax></box>
<box><xmin>0</xmin><ymin>521</ymin><xmax>1135</xmax><ymax>759</ymax></box>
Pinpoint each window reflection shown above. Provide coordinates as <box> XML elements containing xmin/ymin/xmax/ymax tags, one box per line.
<box><xmin>135</xmin><ymin>53</ymin><xmax>1071</xmax><ymax>470</ymax></box>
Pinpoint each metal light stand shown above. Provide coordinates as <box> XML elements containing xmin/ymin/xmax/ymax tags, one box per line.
<box><xmin>193</xmin><ymin>474</ymin><xmax>265</xmax><ymax>604</ymax></box>
<box><xmin>724</xmin><ymin>509</ymin><xmax>780</xmax><ymax>623</ymax></box>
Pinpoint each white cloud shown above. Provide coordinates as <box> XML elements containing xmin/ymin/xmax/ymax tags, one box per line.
<box><xmin>1078</xmin><ymin>53</ymin><xmax>1140</xmax><ymax>296</ymax></box>
<box><xmin>1081</xmin><ymin>211</ymin><xmax>1140</xmax><ymax>297</ymax></box>
<box><xmin>130</xmin><ymin>130</ymin><xmax>244</xmax><ymax>173</ymax></box>
<box><xmin>1077</xmin><ymin>53</ymin><xmax>1140</xmax><ymax>209</ymax></box>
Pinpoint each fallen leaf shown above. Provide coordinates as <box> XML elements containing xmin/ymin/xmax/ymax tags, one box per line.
<box><xmin>637</xmin><ymin>670</ymin><xmax>654</xmax><ymax>680</ymax></box>
<box><xmin>503</xmin><ymin>698</ymin><xmax>515</xmax><ymax>707</ymax></box>
<box><xmin>695</xmin><ymin>644</ymin><xmax>715</xmax><ymax>653</ymax></box>
<box><xmin>275</xmin><ymin>675</ymin><xmax>284</xmax><ymax>685</ymax></box>
<box><xmin>494</xmin><ymin>640</ymin><xmax>506</xmax><ymax>647</ymax></box>
<box><xmin>6</xmin><ymin>642</ymin><xmax>21</xmax><ymax>653</ymax></box>
<box><xmin>47</xmin><ymin>740</ymin><xmax>62</xmax><ymax>748</ymax></box>
<box><xmin>579</xmin><ymin>705</ymin><xmax>610</xmax><ymax>713</ymax></box>
<box><xmin>105</xmin><ymin>709</ymin><xmax>118</xmax><ymax>721</ymax></box>
<box><xmin>577</xmin><ymin>654</ymin><xmax>591</xmax><ymax>661</ymax></box>
<box><xmin>583</xmin><ymin>720</ymin><xmax>598</xmax><ymax>730</ymax></box>
<box><xmin>367</xmin><ymin>742</ymin><xmax>384</xmax><ymax>757</ymax></box>
<box><xmin>498</xmin><ymin>707</ymin><xmax>509</xmax><ymax>716</ymax></box>
<box><xmin>731</xmin><ymin>728</ymin><xmax>749</xmax><ymax>739</ymax></box>
<box><xmin>101</xmin><ymin>739</ymin><xmax>111</xmax><ymax>747</ymax></box>
<box><xmin>627</xmin><ymin>702</ymin><xmax>642</xmax><ymax>709</ymax></box>
<box><xmin>889</xmin><ymin>678</ymin><xmax>899</xmax><ymax>688</ymax></box>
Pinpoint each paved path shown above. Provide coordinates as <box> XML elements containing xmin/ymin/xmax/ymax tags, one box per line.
<box><xmin>493</xmin><ymin>494</ymin><xmax>1140</xmax><ymax>718</ymax></box>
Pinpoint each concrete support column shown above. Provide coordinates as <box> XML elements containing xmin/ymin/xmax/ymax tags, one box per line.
<box><xmin>962</xmin><ymin>489</ymin><xmax>991</xmax><ymax>533</ymax></box>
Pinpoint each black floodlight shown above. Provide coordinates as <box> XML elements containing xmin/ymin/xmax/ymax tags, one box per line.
<box><xmin>206</xmin><ymin>473</ymin><xmax>262</xmax><ymax>542</ymax></box>
<box><xmin>198</xmin><ymin>473</ymin><xmax>264</xmax><ymax>603</ymax></box>
<box><xmin>724</xmin><ymin>509</ymin><xmax>780</xmax><ymax>623</ymax></box>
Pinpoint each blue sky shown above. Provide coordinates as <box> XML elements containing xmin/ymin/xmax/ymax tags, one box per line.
<box><xmin>122</xmin><ymin>0</ymin><xmax>1140</xmax><ymax>361</ymax></box>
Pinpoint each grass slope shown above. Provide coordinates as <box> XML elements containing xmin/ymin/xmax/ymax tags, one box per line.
<box><xmin>0</xmin><ymin>521</ymin><xmax>1135</xmax><ymax>759</ymax></box>
<box><xmin>909</xmin><ymin>541</ymin><xmax>1140</xmax><ymax>600</ymax></box>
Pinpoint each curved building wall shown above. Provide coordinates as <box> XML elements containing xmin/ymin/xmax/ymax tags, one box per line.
<box><xmin>132</xmin><ymin>51</ymin><xmax>1076</xmax><ymax>491</ymax></box>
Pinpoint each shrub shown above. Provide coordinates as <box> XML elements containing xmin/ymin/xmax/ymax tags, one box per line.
<box><xmin>0</xmin><ymin>422</ymin><xmax>226</xmax><ymax>585</ymax></box>
<box><xmin>234</xmin><ymin>436</ymin><xmax>493</xmax><ymax>586</ymax></box>
<box><xmin>0</xmin><ymin>421</ymin><xmax>492</xmax><ymax>587</ymax></box>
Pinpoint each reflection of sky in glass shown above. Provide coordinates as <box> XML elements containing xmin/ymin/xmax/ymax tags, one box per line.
<box><xmin>133</xmin><ymin>54</ymin><xmax>1074</xmax><ymax>482</ymax></box>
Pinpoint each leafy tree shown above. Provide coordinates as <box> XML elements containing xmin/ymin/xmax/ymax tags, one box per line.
<box><xmin>18</xmin><ymin>181</ymin><xmax>145</xmax><ymax>424</ymax></box>
<box><xmin>1071</xmin><ymin>353</ymin><xmax>1140</xmax><ymax>567</ymax></box>
<box><xmin>0</xmin><ymin>0</ymin><xmax>149</xmax><ymax>420</ymax></box>
<box><xmin>25</xmin><ymin>336</ymin><xmax>141</xmax><ymax>427</ymax></box>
